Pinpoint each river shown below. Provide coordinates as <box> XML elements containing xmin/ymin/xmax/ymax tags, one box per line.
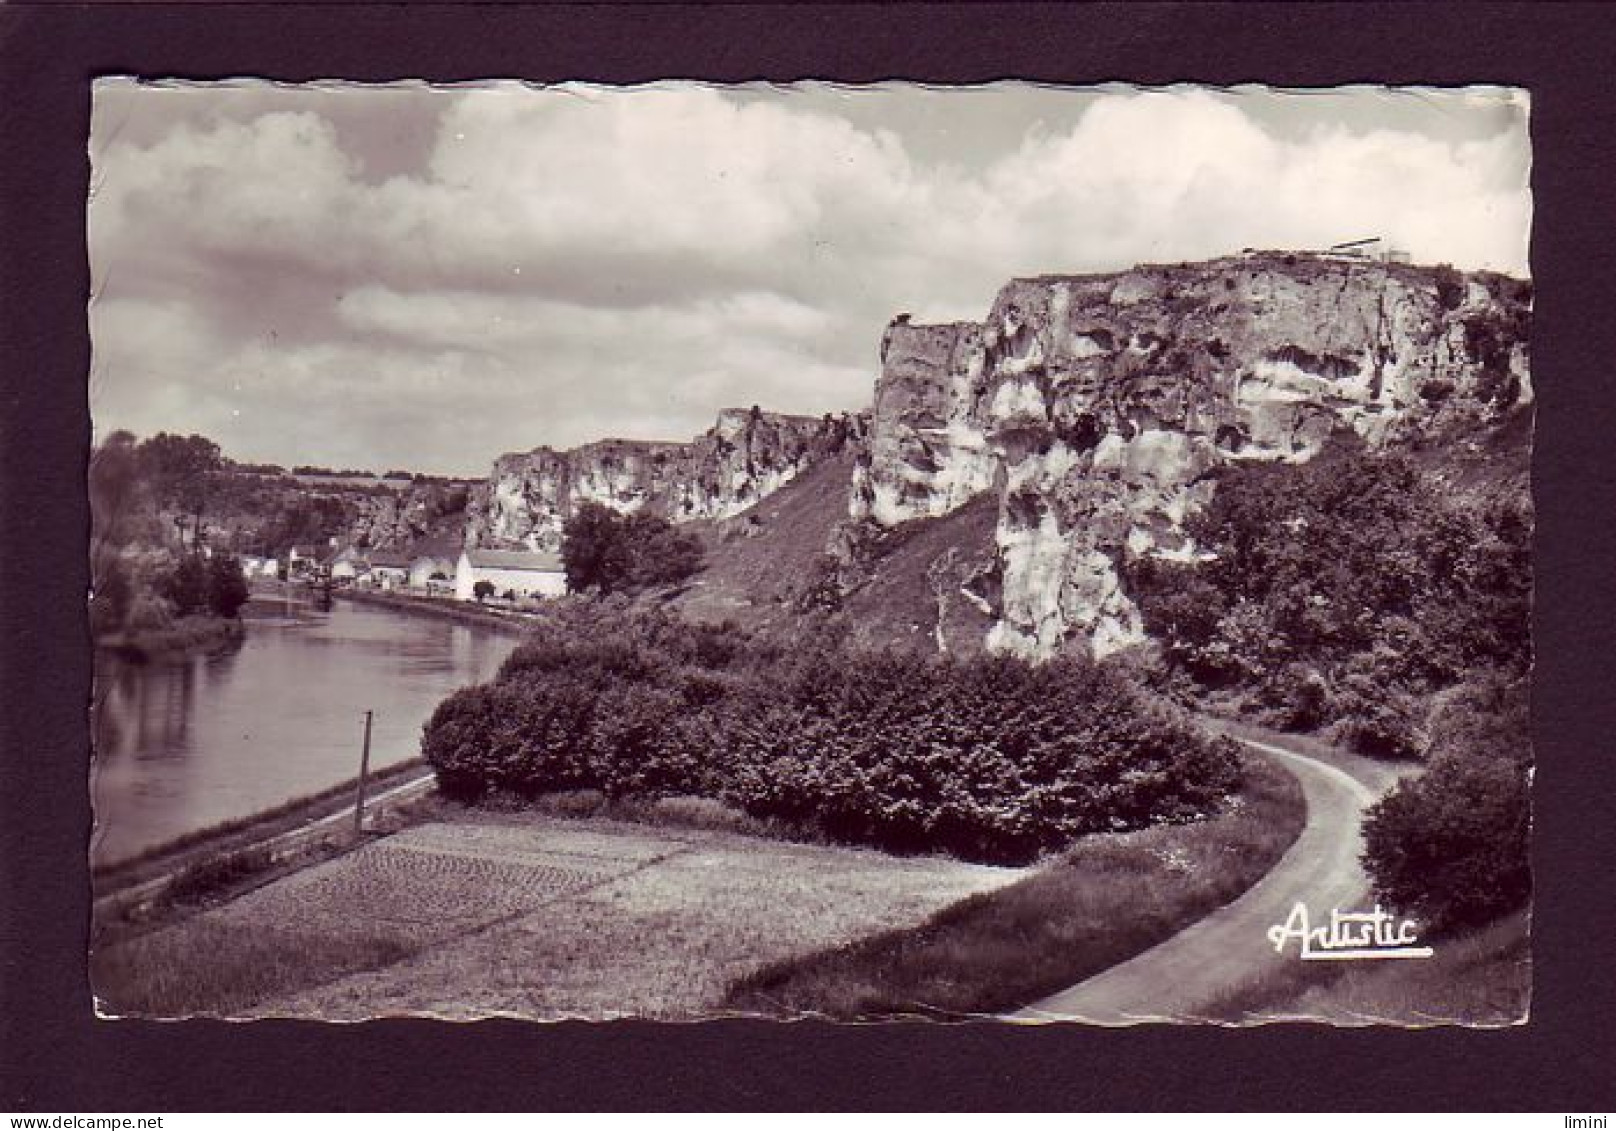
<box><xmin>90</xmin><ymin>592</ymin><xmax>520</xmax><ymax>867</ymax></box>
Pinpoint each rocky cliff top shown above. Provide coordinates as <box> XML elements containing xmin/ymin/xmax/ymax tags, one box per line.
<box><xmin>854</xmin><ymin>252</ymin><xmax>1531</xmax><ymax>656</ymax></box>
<box><xmin>467</xmin><ymin>408</ymin><xmax>864</xmax><ymax>552</ymax></box>
<box><xmin>458</xmin><ymin>251</ymin><xmax>1530</xmax><ymax>660</ymax></box>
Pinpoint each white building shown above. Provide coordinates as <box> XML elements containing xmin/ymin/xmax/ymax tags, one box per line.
<box><xmin>454</xmin><ymin>548</ymin><xmax>567</xmax><ymax>602</ymax></box>
<box><xmin>238</xmin><ymin>554</ymin><xmax>277</xmax><ymax>579</ymax></box>
<box><xmin>407</xmin><ymin>538</ymin><xmax>461</xmax><ymax>592</ymax></box>
<box><xmin>363</xmin><ymin>548</ymin><xmax>412</xmax><ymax>590</ymax></box>
<box><xmin>329</xmin><ymin>547</ymin><xmax>368</xmax><ymax>583</ymax></box>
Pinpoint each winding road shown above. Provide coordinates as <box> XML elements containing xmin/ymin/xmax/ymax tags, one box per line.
<box><xmin>1009</xmin><ymin>736</ymin><xmax>1390</xmax><ymax>1025</ymax></box>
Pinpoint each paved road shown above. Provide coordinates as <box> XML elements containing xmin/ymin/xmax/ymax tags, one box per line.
<box><xmin>1009</xmin><ymin>738</ymin><xmax>1383</xmax><ymax>1025</ymax></box>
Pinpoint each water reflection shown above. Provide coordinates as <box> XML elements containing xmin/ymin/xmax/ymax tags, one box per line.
<box><xmin>91</xmin><ymin>596</ymin><xmax>518</xmax><ymax>866</ymax></box>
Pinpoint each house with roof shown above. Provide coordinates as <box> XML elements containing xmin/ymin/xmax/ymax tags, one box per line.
<box><xmin>454</xmin><ymin>547</ymin><xmax>567</xmax><ymax>602</ymax></box>
<box><xmin>407</xmin><ymin>537</ymin><xmax>461</xmax><ymax>593</ymax></box>
<box><xmin>363</xmin><ymin>547</ymin><xmax>413</xmax><ymax>590</ymax></box>
<box><xmin>286</xmin><ymin>544</ymin><xmax>326</xmax><ymax>580</ymax></box>
<box><xmin>329</xmin><ymin>546</ymin><xmax>369</xmax><ymax>583</ymax></box>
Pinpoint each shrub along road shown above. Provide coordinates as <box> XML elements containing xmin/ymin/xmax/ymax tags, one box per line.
<box><xmin>1010</xmin><ymin>735</ymin><xmax>1389</xmax><ymax>1024</ymax></box>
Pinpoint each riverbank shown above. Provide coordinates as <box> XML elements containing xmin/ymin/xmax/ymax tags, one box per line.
<box><xmin>93</xmin><ymin>757</ymin><xmax>438</xmax><ymax>941</ymax></box>
<box><xmin>95</xmin><ymin>614</ymin><xmax>244</xmax><ymax>662</ymax></box>
<box><xmin>333</xmin><ymin>586</ymin><xmax>531</xmax><ymax>635</ymax></box>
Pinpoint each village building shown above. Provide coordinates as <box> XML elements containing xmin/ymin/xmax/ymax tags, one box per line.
<box><xmin>237</xmin><ymin>554</ymin><xmax>277</xmax><ymax>580</ymax></box>
<box><xmin>328</xmin><ymin>546</ymin><xmax>368</xmax><ymax>583</ymax></box>
<box><xmin>407</xmin><ymin>537</ymin><xmax>461</xmax><ymax>593</ymax></box>
<box><xmin>363</xmin><ymin>548</ymin><xmax>413</xmax><ymax>590</ymax></box>
<box><xmin>285</xmin><ymin>544</ymin><xmax>326</xmax><ymax>580</ymax></box>
<box><xmin>454</xmin><ymin>548</ymin><xmax>567</xmax><ymax>602</ymax></box>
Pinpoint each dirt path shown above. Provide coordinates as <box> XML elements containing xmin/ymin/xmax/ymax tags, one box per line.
<box><xmin>1010</xmin><ymin>737</ymin><xmax>1385</xmax><ymax>1024</ymax></box>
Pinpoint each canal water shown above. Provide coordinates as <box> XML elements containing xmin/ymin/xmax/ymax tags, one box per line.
<box><xmin>90</xmin><ymin>593</ymin><xmax>519</xmax><ymax>867</ymax></box>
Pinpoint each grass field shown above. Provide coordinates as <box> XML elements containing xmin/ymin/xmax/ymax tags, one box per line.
<box><xmin>722</xmin><ymin>748</ymin><xmax>1307</xmax><ymax>1018</ymax></box>
<box><xmin>90</xmin><ymin>810</ymin><xmax>1025</xmax><ymax>1020</ymax></box>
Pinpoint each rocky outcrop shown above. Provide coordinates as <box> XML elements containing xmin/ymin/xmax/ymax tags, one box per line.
<box><xmin>349</xmin><ymin>481</ymin><xmax>474</xmax><ymax>550</ymax></box>
<box><xmin>466</xmin><ymin>408</ymin><xmax>864</xmax><ymax>551</ymax></box>
<box><xmin>852</xmin><ymin>253</ymin><xmax>1532</xmax><ymax>658</ymax></box>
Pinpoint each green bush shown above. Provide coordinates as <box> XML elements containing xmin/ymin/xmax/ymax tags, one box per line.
<box><xmin>422</xmin><ymin>607</ymin><xmax>1241</xmax><ymax>865</ymax></box>
<box><xmin>123</xmin><ymin>592</ymin><xmax>175</xmax><ymax>633</ymax></box>
<box><xmin>206</xmin><ymin>553</ymin><xmax>250</xmax><ymax>618</ymax></box>
<box><xmin>1360</xmin><ymin>671</ymin><xmax>1531</xmax><ymax>932</ymax></box>
<box><xmin>1432</xmin><ymin>263</ymin><xmax>1466</xmax><ymax>311</ymax></box>
<box><xmin>1362</xmin><ymin>753</ymin><xmax>1530</xmax><ymax>933</ymax></box>
<box><xmin>161</xmin><ymin>554</ymin><xmax>211</xmax><ymax>617</ymax></box>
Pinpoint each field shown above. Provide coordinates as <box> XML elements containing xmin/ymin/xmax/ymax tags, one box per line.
<box><xmin>724</xmin><ymin>747</ymin><xmax>1306</xmax><ymax>1018</ymax></box>
<box><xmin>91</xmin><ymin>807</ymin><xmax>1024</xmax><ymax>1020</ymax></box>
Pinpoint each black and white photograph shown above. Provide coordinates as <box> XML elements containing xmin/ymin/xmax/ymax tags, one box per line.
<box><xmin>85</xmin><ymin>80</ymin><xmax>1534</xmax><ymax>1026</ymax></box>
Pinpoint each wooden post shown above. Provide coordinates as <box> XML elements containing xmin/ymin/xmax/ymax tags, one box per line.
<box><xmin>353</xmin><ymin>709</ymin><xmax>374</xmax><ymax>836</ymax></box>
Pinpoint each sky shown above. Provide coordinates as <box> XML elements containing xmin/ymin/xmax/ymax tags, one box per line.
<box><xmin>88</xmin><ymin>81</ymin><xmax>1532</xmax><ymax>477</ymax></box>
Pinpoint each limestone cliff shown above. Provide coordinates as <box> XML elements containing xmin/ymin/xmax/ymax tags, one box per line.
<box><xmin>851</xmin><ymin>253</ymin><xmax>1532</xmax><ymax>658</ymax></box>
<box><xmin>466</xmin><ymin>408</ymin><xmax>863</xmax><ymax>551</ymax></box>
<box><xmin>349</xmin><ymin>480</ymin><xmax>475</xmax><ymax>550</ymax></box>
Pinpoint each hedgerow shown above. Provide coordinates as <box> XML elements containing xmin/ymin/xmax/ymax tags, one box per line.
<box><xmin>422</xmin><ymin>605</ymin><xmax>1241</xmax><ymax>865</ymax></box>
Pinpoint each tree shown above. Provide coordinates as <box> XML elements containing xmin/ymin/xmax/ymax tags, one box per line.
<box><xmin>161</xmin><ymin>554</ymin><xmax>210</xmax><ymax>617</ymax></box>
<box><xmin>620</xmin><ymin>512</ymin><xmax>704</xmax><ymax>591</ymax></box>
<box><xmin>90</xmin><ymin>556</ymin><xmax>133</xmax><ymax>636</ymax></box>
<box><xmin>560</xmin><ymin>503</ymin><xmax>703</xmax><ymax>596</ymax></box>
<box><xmin>138</xmin><ymin>433</ymin><xmax>222</xmax><ymax>551</ymax></box>
<box><xmin>89</xmin><ymin>431</ymin><xmax>145</xmax><ymax>576</ymax></box>
<box><xmin>560</xmin><ymin>503</ymin><xmax>632</xmax><ymax>594</ymax></box>
<box><xmin>206</xmin><ymin>553</ymin><xmax>251</xmax><ymax>618</ymax></box>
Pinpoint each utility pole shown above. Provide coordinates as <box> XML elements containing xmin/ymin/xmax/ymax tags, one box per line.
<box><xmin>353</xmin><ymin>709</ymin><xmax>374</xmax><ymax>837</ymax></box>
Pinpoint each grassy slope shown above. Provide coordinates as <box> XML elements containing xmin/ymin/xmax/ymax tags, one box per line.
<box><xmin>666</xmin><ymin>451</ymin><xmax>860</xmax><ymax>632</ymax></box>
<box><xmin>668</xmin><ymin>450</ymin><xmax>1001</xmax><ymax>654</ymax></box>
<box><xmin>1274</xmin><ymin>908</ymin><xmax>1531</xmax><ymax>1026</ymax></box>
<box><xmin>837</xmin><ymin>491</ymin><xmax>1000</xmax><ymax>654</ymax></box>
<box><xmin>722</xmin><ymin>748</ymin><xmax>1306</xmax><ymax>1019</ymax></box>
<box><xmin>1202</xmin><ymin>908</ymin><xmax>1532</xmax><ymax>1027</ymax></box>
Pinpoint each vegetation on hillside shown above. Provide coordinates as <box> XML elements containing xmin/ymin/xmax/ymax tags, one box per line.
<box><xmin>560</xmin><ymin>502</ymin><xmax>705</xmax><ymax>595</ymax></box>
<box><xmin>90</xmin><ymin>431</ymin><xmax>254</xmax><ymax>649</ymax></box>
<box><xmin>90</xmin><ymin>428</ymin><xmax>471</xmax><ymax>649</ymax></box>
<box><xmin>422</xmin><ymin>603</ymin><xmax>1243</xmax><ymax>866</ymax></box>
<box><xmin>1122</xmin><ymin>428</ymin><xmax>1532</xmax><ymax>932</ymax></box>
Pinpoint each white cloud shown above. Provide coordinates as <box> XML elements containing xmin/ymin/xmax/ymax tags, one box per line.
<box><xmin>89</xmin><ymin>82</ymin><xmax>1531</xmax><ymax>474</ymax></box>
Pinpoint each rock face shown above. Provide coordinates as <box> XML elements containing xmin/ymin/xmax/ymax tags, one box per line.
<box><xmin>467</xmin><ymin>408</ymin><xmax>863</xmax><ymax>551</ymax></box>
<box><xmin>852</xmin><ymin>254</ymin><xmax>1532</xmax><ymax>658</ymax></box>
<box><xmin>349</xmin><ymin>481</ymin><xmax>475</xmax><ymax>550</ymax></box>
